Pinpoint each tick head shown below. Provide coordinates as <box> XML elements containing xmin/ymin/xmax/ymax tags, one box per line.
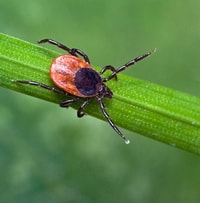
<box><xmin>98</xmin><ymin>83</ymin><xmax>113</xmax><ymax>99</ymax></box>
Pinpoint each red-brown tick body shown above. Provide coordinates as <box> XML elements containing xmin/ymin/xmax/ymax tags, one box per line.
<box><xmin>13</xmin><ymin>38</ymin><xmax>155</xmax><ymax>144</ymax></box>
<box><xmin>51</xmin><ymin>55</ymin><xmax>102</xmax><ymax>98</ymax></box>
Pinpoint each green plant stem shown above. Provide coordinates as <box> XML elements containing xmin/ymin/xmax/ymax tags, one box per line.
<box><xmin>1</xmin><ymin>33</ymin><xmax>200</xmax><ymax>154</ymax></box>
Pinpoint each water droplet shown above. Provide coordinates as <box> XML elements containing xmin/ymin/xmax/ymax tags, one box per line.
<box><xmin>125</xmin><ymin>139</ymin><xmax>130</xmax><ymax>144</ymax></box>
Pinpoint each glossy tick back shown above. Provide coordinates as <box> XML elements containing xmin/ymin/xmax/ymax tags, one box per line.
<box><xmin>13</xmin><ymin>38</ymin><xmax>156</xmax><ymax>144</ymax></box>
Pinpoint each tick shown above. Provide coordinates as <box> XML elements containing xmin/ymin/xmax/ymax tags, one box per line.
<box><xmin>13</xmin><ymin>39</ymin><xmax>155</xmax><ymax>144</ymax></box>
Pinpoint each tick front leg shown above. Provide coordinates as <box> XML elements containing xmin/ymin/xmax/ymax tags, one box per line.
<box><xmin>100</xmin><ymin>65</ymin><xmax>118</xmax><ymax>82</ymax></box>
<box><xmin>96</xmin><ymin>96</ymin><xmax>130</xmax><ymax>144</ymax></box>
<box><xmin>103</xmin><ymin>48</ymin><xmax>156</xmax><ymax>82</ymax></box>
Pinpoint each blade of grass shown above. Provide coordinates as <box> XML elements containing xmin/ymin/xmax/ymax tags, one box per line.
<box><xmin>0</xmin><ymin>33</ymin><xmax>200</xmax><ymax>154</ymax></box>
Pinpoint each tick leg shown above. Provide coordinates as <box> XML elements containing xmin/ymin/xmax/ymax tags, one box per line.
<box><xmin>38</xmin><ymin>39</ymin><xmax>90</xmax><ymax>64</ymax></box>
<box><xmin>96</xmin><ymin>96</ymin><xmax>130</xmax><ymax>144</ymax></box>
<box><xmin>60</xmin><ymin>97</ymin><xmax>80</xmax><ymax>108</ymax></box>
<box><xmin>103</xmin><ymin>48</ymin><xmax>156</xmax><ymax>82</ymax></box>
<box><xmin>77</xmin><ymin>99</ymin><xmax>89</xmax><ymax>118</ymax></box>
<box><xmin>60</xmin><ymin>98</ymin><xmax>89</xmax><ymax>117</ymax></box>
<box><xmin>12</xmin><ymin>80</ymin><xmax>67</xmax><ymax>95</ymax></box>
<box><xmin>70</xmin><ymin>48</ymin><xmax>90</xmax><ymax>64</ymax></box>
<box><xmin>100</xmin><ymin>65</ymin><xmax>118</xmax><ymax>81</ymax></box>
<box><xmin>38</xmin><ymin>38</ymin><xmax>72</xmax><ymax>52</ymax></box>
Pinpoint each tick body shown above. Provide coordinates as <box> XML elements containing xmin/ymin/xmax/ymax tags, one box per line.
<box><xmin>13</xmin><ymin>39</ymin><xmax>156</xmax><ymax>144</ymax></box>
<box><xmin>50</xmin><ymin>55</ymin><xmax>103</xmax><ymax>98</ymax></box>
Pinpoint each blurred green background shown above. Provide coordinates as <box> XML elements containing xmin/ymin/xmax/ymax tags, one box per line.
<box><xmin>1</xmin><ymin>0</ymin><xmax>200</xmax><ymax>202</ymax></box>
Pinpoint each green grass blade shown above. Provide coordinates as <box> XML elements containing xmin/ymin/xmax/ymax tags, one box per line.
<box><xmin>1</xmin><ymin>33</ymin><xmax>200</xmax><ymax>154</ymax></box>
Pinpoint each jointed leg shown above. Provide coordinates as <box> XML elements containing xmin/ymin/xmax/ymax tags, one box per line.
<box><xmin>96</xmin><ymin>96</ymin><xmax>130</xmax><ymax>144</ymax></box>
<box><xmin>77</xmin><ymin>99</ymin><xmax>89</xmax><ymax>117</ymax></box>
<box><xmin>60</xmin><ymin>97</ymin><xmax>80</xmax><ymax>108</ymax></box>
<box><xmin>100</xmin><ymin>65</ymin><xmax>118</xmax><ymax>81</ymax></box>
<box><xmin>103</xmin><ymin>48</ymin><xmax>156</xmax><ymax>82</ymax></box>
<box><xmin>12</xmin><ymin>80</ymin><xmax>67</xmax><ymax>95</ymax></box>
<box><xmin>60</xmin><ymin>98</ymin><xmax>89</xmax><ymax>117</ymax></box>
<box><xmin>14</xmin><ymin>79</ymin><xmax>90</xmax><ymax>118</ymax></box>
<box><xmin>70</xmin><ymin>48</ymin><xmax>90</xmax><ymax>64</ymax></box>
<box><xmin>38</xmin><ymin>39</ymin><xmax>90</xmax><ymax>64</ymax></box>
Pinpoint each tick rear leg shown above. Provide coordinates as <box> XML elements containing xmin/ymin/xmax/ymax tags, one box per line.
<box><xmin>12</xmin><ymin>80</ymin><xmax>67</xmax><ymax>95</ymax></box>
<box><xmin>38</xmin><ymin>39</ymin><xmax>90</xmax><ymax>64</ymax></box>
